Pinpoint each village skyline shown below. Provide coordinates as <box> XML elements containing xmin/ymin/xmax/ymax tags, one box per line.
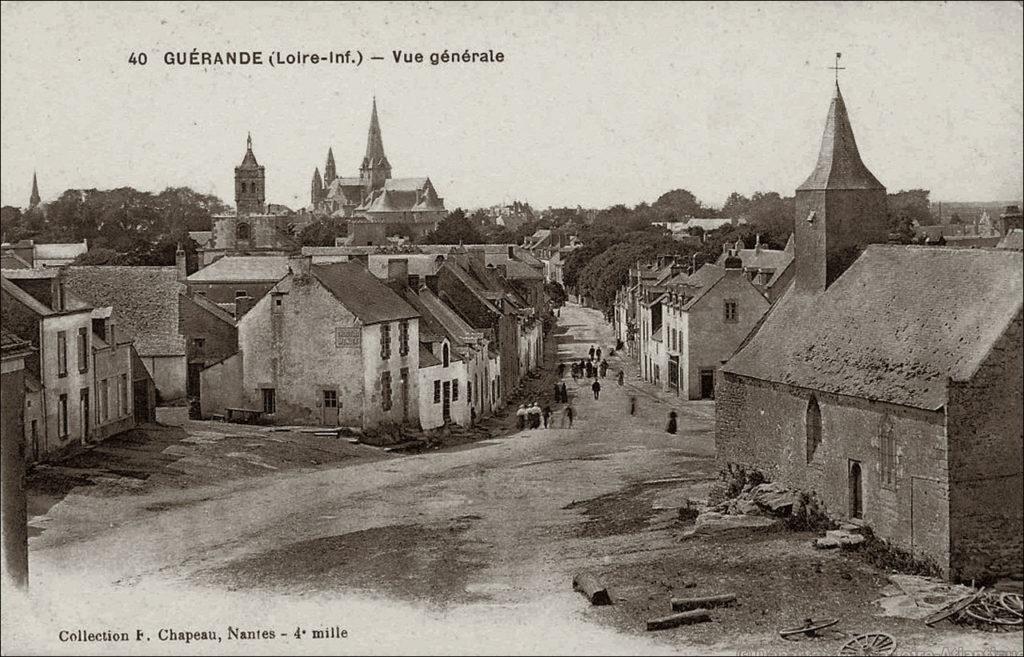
<box><xmin>2</xmin><ymin>2</ymin><xmax>1022</xmax><ymax>211</ymax></box>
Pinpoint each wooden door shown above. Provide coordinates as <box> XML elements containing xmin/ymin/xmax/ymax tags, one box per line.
<box><xmin>321</xmin><ymin>390</ymin><xmax>339</xmax><ymax>426</ymax></box>
<box><xmin>699</xmin><ymin>369</ymin><xmax>715</xmax><ymax>399</ymax></box>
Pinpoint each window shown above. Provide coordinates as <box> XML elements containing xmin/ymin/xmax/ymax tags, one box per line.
<box><xmin>880</xmin><ymin>416</ymin><xmax>897</xmax><ymax>488</ymax></box>
<box><xmin>323</xmin><ymin>389</ymin><xmax>338</xmax><ymax>408</ymax></box>
<box><xmin>119</xmin><ymin>374</ymin><xmax>128</xmax><ymax>417</ymax></box>
<box><xmin>235</xmin><ymin>290</ymin><xmax>247</xmax><ymax>299</ymax></box>
<box><xmin>58</xmin><ymin>394</ymin><xmax>68</xmax><ymax>437</ymax></box>
<box><xmin>398</xmin><ymin>320</ymin><xmax>409</xmax><ymax>357</ymax></box>
<box><xmin>381</xmin><ymin>372</ymin><xmax>392</xmax><ymax>411</ymax></box>
<box><xmin>452</xmin><ymin>379</ymin><xmax>459</xmax><ymax>401</ymax></box>
<box><xmin>77</xmin><ymin>327</ymin><xmax>89</xmax><ymax>373</ymax></box>
<box><xmin>193</xmin><ymin>337</ymin><xmax>205</xmax><ymax>352</ymax></box>
<box><xmin>724</xmin><ymin>300</ymin><xmax>738</xmax><ymax>323</ymax></box>
<box><xmin>380</xmin><ymin>323</ymin><xmax>391</xmax><ymax>360</ymax></box>
<box><xmin>100</xmin><ymin>379</ymin><xmax>109</xmax><ymax>422</ymax></box>
<box><xmin>442</xmin><ymin>342</ymin><xmax>450</xmax><ymax>368</ymax></box>
<box><xmin>262</xmin><ymin>388</ymin><xmax>276</xmax><ymax>414</ymax></box>
<box><xmin>806</xmin><ymin>396</ymin><xmax>822</xmax><ymax>463</ymax></box>
<box><xmin>57</xmin><ymin>331</ymin><xmax>68</xmax><ymax>377</ymax></box>
<box><xmin>433</xmin><ymin>380</ymin><xmax>441</xmax><ymax>404</ymax></box>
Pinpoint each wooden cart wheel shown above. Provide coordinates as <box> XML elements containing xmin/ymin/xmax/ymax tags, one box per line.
<box><xmin>924</xmin><ymin>590</ymin><xmax>982</xmax><ymax>626</ymax></box>
<box><xmin>999</xmin><ymin>593</ymin><xmax>1023</xmax><ymax>618</ymax></box>
<box><xmin>779</xmin><ymin>617</ymin><xmax>840</xmax><ymax>640</ymax></box>
<box><xmin>838</xmin><ymin>632</ymin><xmax>896</xmax><ymax>656</ymax></box>
<box><xmin>964</xmin><ymin>595</ymin><xmax>1024</xmax><ymax>626</ymax></box>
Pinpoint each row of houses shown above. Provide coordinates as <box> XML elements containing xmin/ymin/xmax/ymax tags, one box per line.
<box><xmin>0</xmin><ymin>267</ymin><xmax>156</xmax><ymax>463</ymax></box>
<box><xmin>189</xmin><ymin>243</ymin><xmax>548</xmax><ymax>431</ymax></box>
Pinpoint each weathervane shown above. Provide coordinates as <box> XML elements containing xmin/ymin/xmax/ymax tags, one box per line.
<box><xmin>828</xmin><ymin>52</ymin><xmax>845</xmax><ymax>84</ymax></box>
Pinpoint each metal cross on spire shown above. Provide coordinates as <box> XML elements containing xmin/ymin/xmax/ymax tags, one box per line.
<box><xmin>828</xmin><ymin>52</ymin><xmax>845</xmax><ymax>84</ymax></box>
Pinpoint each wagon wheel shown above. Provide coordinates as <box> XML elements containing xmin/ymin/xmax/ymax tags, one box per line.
<box><xmin>838</xmin><ymin>632</ymin><xmax>896</xmax><ymax>656</ymax></box>
<box><xmin>924</xmin><ymin>590</ymin><xmax>983</xmax><ymax>627</ymax></box>
<box><xmin>779</xmin><ymin>617</ymin><xmax>840</xmax><ymax>640</ymax></box>
<box><xmin>964</xmin><ymin>595</ymin><xmax>1024</xmax><ymax>626</ymax></box>
<box><xmin>999</xmin><ymin>593</ymin><xmax>1023</xmax><ymax>618</ymax></box>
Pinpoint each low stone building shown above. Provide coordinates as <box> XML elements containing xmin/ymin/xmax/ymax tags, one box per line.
<box><xmin>185</xmin><ymin>255</ymin><xmax>290</xmax><ymax>312</ymax></box>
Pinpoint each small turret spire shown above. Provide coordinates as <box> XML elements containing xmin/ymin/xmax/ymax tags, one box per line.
<box><xmin>29</xmin><ymin>171</ymin><xmax>41</xmax><ymax>208</ymax></box>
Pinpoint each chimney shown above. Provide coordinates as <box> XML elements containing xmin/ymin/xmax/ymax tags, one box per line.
<box><xmin>235</xmin><ymin>295</ymin><xmax>256</xmax><ymax>319</ymax></box>
<box><xmin>386</xmin><ymin>258</ymin><xmax>409</xmax><ymax>281</ymax></box>
<box><xmin>507</xmin><ymin>245</ymin><xmax>515</xmax><ymax>259</ymax></box>
<box><xmin>175</xmin><ymin>243</ymin><xmax>188</xmax><ymax>282</ymax></box>
<box><xmin>724</xmin><ymin>253</ymin><xmax>744</xmax><ymax>273</ymax></box>
<box><xmin>289</xmin><ymin>255</ymin><xmax>313</xmax><ymax>280</ymax></box>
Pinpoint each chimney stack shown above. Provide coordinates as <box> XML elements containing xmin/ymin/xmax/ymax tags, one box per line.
<box><xmin>175</xmin><ymin>244</ymin><xmax>188</xmax><ymax>282</ymax></box>
<box><xmin>235</xmin><ymin>295</ymin><xmax>255</xmax><ymax>319</ymax></box>
<box><xmin>289</xmin><ymin>255</ymin><xmax>313</xmax><ymax>281</ymax></box>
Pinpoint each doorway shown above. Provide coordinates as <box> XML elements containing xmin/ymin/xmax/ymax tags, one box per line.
<box><xmin>321</xmin><ymin>389</ymin><xmax>339</xmax><ymax>426</ymax></box>
<box><xmin>442</xmin><ymin>381</ymin><xmax>452</xmax><ymax>423</ymax></box>
<box><xmin>79</xmin><ymin>387</ymin><xmax>90</xmax><ymax>442</ymax></box>
<box><xmin>849</xmin><ymin>460</ymin><xmax>863</xmax><ymax>519</ymax></box>
<box><xmin>699</xmin><ymin>369</ymin><xmax>715</xmax><ymax>399</ymax></box>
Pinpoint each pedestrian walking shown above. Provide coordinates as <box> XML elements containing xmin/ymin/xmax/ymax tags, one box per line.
<box><xmin>666</xmin><ymin>410</ymin><xmax>678</xmax><ymax>434</ymax></box>
<box><xmin>600</xmin><ymin>360</ymin><xmax>608</xmax><ymax>378</ymax></box>
<box><xmin>542</xmin><ymin>405</ymin><xmax>552</xmax><ymax>428</ymax></box>
<box><xmin>589</xmin><ymin>345</ymin><xmax>595</xmax><ymax>360</ymax></box>
<box><xmin>553</xmin><ymin>382</ymin><xmax>560</xmax><ymax>402</ymax></box>
<box><xmin>559</xmin><ymin>381</ymin><xmax>568</xmax><ymax>403</ymax></box>
<box><xmin>617</xmin><ymin>370</ymin><xmax>624</xmax><ymax>386</ymax></box>
<box><xmin>558</xmin><ymin>362</ymin><xmax>565</xmax><ymax>378</ymax></box>
<box><xmin>629</xmin><ymin>395</ymin><xmax>637</xmax><ymax>415</ymax></box>
<box><xmin>563</xmin><ymin>404</ymin><xmax>574</xmax><ymax>428</ymax></box>
<box><xmin>516</xmin><ymin>404</ymin><xmax>527</xmax><ymax>430</ymax></box>
<box><xmin>596</xmin><ymin>347</ymin><xmax>602</xmax><ymax>361</ymax></box>
<box><xmin>530</xmin><ymin>401</ymin><xmax>542</xmax><ymax>429</ymax></box>
<box><xmin>592</xmin><ymin>379</ymin><xmax>601</xmax><ymax>400</ymax></box>
<box><xmin>571</xmin><ymin>364</ymin><xmax>579</xmax><ymax>381</ymax></box>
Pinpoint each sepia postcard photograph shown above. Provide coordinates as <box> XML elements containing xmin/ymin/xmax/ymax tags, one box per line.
<box><xmin>1</xmin><ymin>1</ymin><xmax>1022</xmax><ymax>655</ymax></box>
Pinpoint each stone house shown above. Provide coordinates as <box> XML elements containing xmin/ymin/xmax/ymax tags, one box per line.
<box><xmin>715</xmin><ymin>235</ymin><xmax>796</xmax><ymax>302</ymax></box>
<box><xmin>201</xmin><ymin>258</ymin><xmax>421</xmax><ymax>429</ymax></box>
<box><xmin>658</xmin><ymin>260</ymin><xmax>770</xmax><ymax>399</ymax></box>
<box><xmin>716</xmin><ymin>83</ymin><xmax>1023</xmax><ymax>581</ymax></box>
<box><xmin>178</xmin><ymin>292</ymin><xmax>237</xmax><ymax>401</ymax></box>
<box><xmin>63</xmin><ymin>266</ymin><xmax>187</xmax><ymax>402</ymax></box>
<box><xmin>185</xmin><ymin>255</ymin><xmax>290</xmax><ymax>312</ymax></box>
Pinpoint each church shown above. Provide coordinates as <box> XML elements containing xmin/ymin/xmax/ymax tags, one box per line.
<box><xmin>309</xmin><ymin>99</ymin><xmax>447</xmax><ymax>240</ymax></box>
<box><xmin>715</xmin><ymin>82</ymin><xmax>1023</xmax><ymax>583</ymax></box>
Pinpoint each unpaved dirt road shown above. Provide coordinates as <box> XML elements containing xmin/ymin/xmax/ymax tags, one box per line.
<box><xmin>5</xmin><ymin>304</ymin><xmax>1018</xmax><ymax>655</ymax></box>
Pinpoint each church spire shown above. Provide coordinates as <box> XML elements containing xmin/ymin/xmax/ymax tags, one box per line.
<box><xmin>360</xmin><ymin>97</ymin><xmax>391</xmax><ymax>192</ymax></box>
<box><xmin>311</xmin><ymin>167</ymin><xmax>324</xmax><ymax>206</ymax></box>
<box><xmin>797</xmin><ymin>83</ymin><xmax>884</xmax><ymax>192</ymax></box>
<box><xmin>29</xmin><ymin>171</ymin><xmax>40</xmax><ymax>208</ymax></box>
<box><xmin>324</xmin><ymin>147</ymin><xmax>337</xmax><ymax>184</ymax></box>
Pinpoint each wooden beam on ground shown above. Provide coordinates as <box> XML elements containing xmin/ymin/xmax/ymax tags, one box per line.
<box><xmin>670</xmin><ymin>593</ymin><xmax>736</xmax><ymax>611</ymax></box>
<box><xmin>573</xmin><ymin>574</ymin><xmax>612</xmax><ymax>605</ymax></box>
<box><xmin>646</xmin><ymin>609</ymin><xmax>711</xmax><ymax>631</ymax></box>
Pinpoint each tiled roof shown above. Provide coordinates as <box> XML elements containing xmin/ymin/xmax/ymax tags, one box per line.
<box><xmin>384</xmin><ymin>177</ymin><xmax>430</xmax><ymax>192</ymax></box>
<box><xmin>187</xmin><ymin>292</ymin><xmax>236</xmax><ymax>326</ymax></box>
<box><xmin>311</xmin><ymin>262</ymin><xmax>419</xmax><ymax>325</ymax></box>
<box><xmin>418</xmin><ymin>342</ymin><xmax>442</xmax><ymax>368</ymax></box>
<box><xmin>0</xmin><ymin>253</ymin><xmax>31</xmax><ymax>269</ymax></box>
<box><xmin>1</xmin><ymin>326</ymin><xmax>31</xmax><ymax>354</ymax></box>
<box><xmin>1</xmin><ymin>276</ymin><xmax>54</xmax><ymax>316</ymax></box>
<box><xmin>187</xmin><ymin>256</ymin><xmax>291</xmax><ymax>283</ymax></box>
<box><xmin>723</xmin><ymin>245</ymin><xmax>1023</xmax><ymax>410</ymax></box>
<box><xmin>717</xmin><ymin>248</ymin><xmax>794</xmax><ymax>272</ymax></box>
<box><xmin>63</xmin><ymin>266</ymin><xmax>186</xmax><ymax>356</ymax></box>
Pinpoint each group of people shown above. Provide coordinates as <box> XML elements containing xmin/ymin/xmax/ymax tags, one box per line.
<box><xmin>516</xmin><ymin>400</ymin><xmax>574</xmax><ymax>429</ymax></box>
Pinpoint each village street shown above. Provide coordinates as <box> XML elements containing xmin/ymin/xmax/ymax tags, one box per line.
<box><xmin>6</xmin><ymin>304</ymin><xmax>1020</xmax><ymax>656</ymax></box>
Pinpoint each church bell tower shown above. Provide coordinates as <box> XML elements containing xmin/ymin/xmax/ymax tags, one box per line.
<box><xmin>359</xmin><ymin>98</ymin><xmax>392</xmax><ymax>196</ymax></box>
<box><xmin>234</xmin><ymin>133</ymin><xmax>266</xmax><ymax>215</ymax></box>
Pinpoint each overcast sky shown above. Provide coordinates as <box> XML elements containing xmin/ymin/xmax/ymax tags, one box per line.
<box><xmin>2</xmin><ymin>1</ymin><xmax>1022</xmax><ymax>212</ymax></box>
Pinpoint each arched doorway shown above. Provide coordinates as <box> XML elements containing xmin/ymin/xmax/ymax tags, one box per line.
<box><xmin>848</xmin><ymin>460</ymin><xmax>863</xmax><ymax>519</ymax></box>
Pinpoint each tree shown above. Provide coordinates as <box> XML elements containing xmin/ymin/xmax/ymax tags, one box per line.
<box><xmin>545</xmin><ymin>281</ymin><xmax>567</xmax><ymax>308</ymax></box>
<box><xmin>652</xmin><ymin>188</ymin><xmax>712</xmax><ymax>219</ymax></box>
<box><xmin>887</xmin><ymin>189</ymin><xmax>931</xmax><ymax>240</ymax></box>
<box><xmin>299</xmin><ymin>219</ymin><xmax>345</xmax><ymax>247</ymax></box>
<box><xmin>420</xmin><ymin>209</ymin><xmax>485</xmax><ymax>244</ymax></box>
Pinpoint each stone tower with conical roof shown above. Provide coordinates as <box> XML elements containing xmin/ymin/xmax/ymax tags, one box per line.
<box><xmin>359</xmin><ymin>98</ymin><xmax>392</xmax><ymax>195</ymax></box>
<box><xmin>29</xmin><ymin>172</ymin><xmax>41</xmax><ymax>209</ymax></box>
<box><xmin>324</xmin><ymin>148</ymin><xmax>337</xmax><ymax>185</ymax></box>
<box><xmin>234</xmin><ymin>133</ymin><xmax>266</xmax><ymax>215</ymax></box>
<box><xmin>310</xmin><ymin>167</ymin><xmax>324</xmax><ymax>207</ymax></box>
<box><xmin>794</xmin><ymin>84</ymin><xmax>887</xmax><ymax>292</ymax></box>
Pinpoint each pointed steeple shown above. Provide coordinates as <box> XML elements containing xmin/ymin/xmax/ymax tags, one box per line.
<box><xmin>311</xmin><ymin>167</ymin><xmax>324</xmax><ymax>206</ymax></box>
<box><xmin>29</xmin><ymin>172</ymin><xmax>41</xmax><ymax>208</ymax></box>
<box><xmin>324</xmin><ymin>148</ymin><xmax>337</xmax><ymax>184</ymax></box>
<box><xmin>239</xmin><ymin>132</ymin><xmax>260</xmax><ymax>168</ymax></box>
<box><xmin>798</xmin><ymin>84</ymin><xmax>884</xmax><ymax>191</ymax></box>
<box><xmin>364</xmin><ymin>97</ymin><xmax>387</xmax><ymax>165</ymax></box>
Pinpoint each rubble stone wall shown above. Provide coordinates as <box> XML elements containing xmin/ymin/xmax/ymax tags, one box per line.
<box><xmin>715</xmin><ymin>372</ymin><xmax>950</xmax><ymax>572</ymax></box>
<box><xmin>947</xmin><ymin>311</ymin><xmax>1024</xmax><ymax>582</ymax></box>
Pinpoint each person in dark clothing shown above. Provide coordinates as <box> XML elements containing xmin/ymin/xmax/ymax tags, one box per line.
<box><xmin>666</xmin><ymin>410</ymin><xmax>678</xmax><ymax>434</ymax></box>
<box><xmin>617</xmin><ymin>370</ymin><xmax>624</xmax><ymax>386</ymax></box>
<box><xmin>542</xmin><ymin>405</ymin><xmax>552</xmax><ymax>428</ymax></box>
<box><xmin>592</xmin><ymin>379</ymin><xmax>601</xmax><ymax>400</ymax></box>
<box><xmin>553</xmin><ymin>383</ymin><xmax>561</xmax><ymax>402</ymax></box>
<box><xmin>560</xmin><ymin>382</ymin><xmax>568</xmax><ymax>403</ymax></box>
<box><xmin>558</xmin><ymin>362</ymin><xmax>565</xmax><ymax>378</ymax></box>
<box><xmin>596</xmin><ymin>347</ymin><xmax>602</xmax><ymax>361</ymax></box>
<box><xmin>563</xmin><ymin>404</ymin><xmax>574</xmax><ymax>428</ymax></box>
<box><xmin>600</xmin><ymin>360</ymin><xmax>608</xmax><ymax>378</ymax></box>
<box><xmin>629</xmin><ymin>395</ymin><xmax>637</xmax><ymax>415</ymax></box>
<box><xmin>589</xmin><ymin>345</ymin><xmax>595</xmax><ymax>360</ymax></box>
<box><xmin>571</xmin><ymin>364</ymin><xmax>579</xmax><ymax>381</ymax></box>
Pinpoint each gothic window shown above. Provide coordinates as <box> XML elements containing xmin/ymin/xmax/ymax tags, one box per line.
<box><xmin>236</xmin><ymin>222</ymin><xmax>250</xmax><ymax>240</ymax></box>
<box><xmin>806</xmin><ymin>395</ymin><xmax>822</xmax><ymax>462</ymax></box>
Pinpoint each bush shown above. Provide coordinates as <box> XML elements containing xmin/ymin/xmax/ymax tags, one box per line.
<box><xmin>841</xmin><ymin>526</ymin><xmax>941</xmax><ymax>577</ymax></box>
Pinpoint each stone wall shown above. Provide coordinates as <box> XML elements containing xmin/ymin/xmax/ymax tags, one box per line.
<box><xmin>716</xmin><ymin>372</ymin><xmax>950</xmax><ymax>571</ymax></box>
<box><xmin>179</xmin><ymin>294</ymin><xmax>237</xmax><ymax>367</ymax></box>
<box><xmin>947</xmin><ymin>311</ymin><xmax>1024</xmax><ymax>582</ymax></box>
<box><xmin>199</xmin><ymin>352</ymin><xmax>243</xmax><ymax>418</ymax></box>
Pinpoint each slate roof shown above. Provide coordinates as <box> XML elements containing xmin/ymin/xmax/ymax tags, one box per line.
<box><xmin>723</xmin><ymin>245</ymin><xmax>1023</xmax><ymax>410</ymax></box>
<box><xmin>187</xmin><ymin>292</ymin><xmax>237</xmax><ymax>326</ymax></box>
<box><xmin>797</xmin><ymin>84</ymin><xmax>885</xmax><ymax>191</ymax></box>
<box><xmin>63</xmin><ymin>266</ymin><xmax>186</xmax><ymax>356</ymax></box>
<box><xmin>717</xmin><ymin>247</ymin><xmax>794</xmax><ymax>272</ymax></box>
<box><xmin>0</xmin><ymin>253</ymin><xmax>31</xmax><ymax>269</ymax></box>
<box><xmin>311</xmin><ymin>262</ymin><xmax>419</xmax><ymax>325</ymax></box>
<box><xmin>187</xmin><ymin>256</ymin><xmax>291</xmax><ymax>283</ymax></box>
<box><xmin>1</xmin><ymin>326</ymin><xmax>32</xmax><ymax>355</ymax></box>
<box><xmin>1</xmin><ymin>276</ymin><xmax>55</xmax><ymax>316</ymax></box>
